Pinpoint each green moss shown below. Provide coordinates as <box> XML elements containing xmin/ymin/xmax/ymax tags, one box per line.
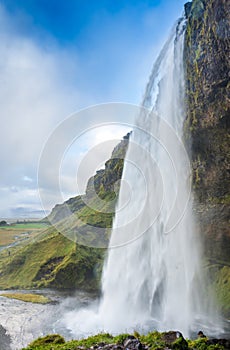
<box><xmin>25</xmin><ymin>331</ymin><xmax>220</xmax><ymax>350</ymax></box>
<box><xmin>133</xmin><ymin>330</ymin><xmax>141</xmax><ymax>339</ymax></box>
<box><xmin>213</xmin><ymin>266</ymin><xmax>230</xmax><ymax>317</ymax></box>
<box><xmin>67</xmin><ymin>333</ymin><xmax>114</xmax><ymax>348</ymax></box>
<box><xmin>194</xmin><ymin>168</ymin><xmax>200</xmax><ymax>184</ymax></box>
<box><xmin>188</xmin><ymin>338</ymin><xmax>225</xmax><ymax>350</ymax></box>
<box><xmin>140</xmin><ymin>331</ymin><xmax>165</xmax><ymax>350</ymax></box>
<box><xmin>190</xmin><ymin>0</ymin><xmax>205</xmax><ymax>18</ymax></box>
<box><xmin>188</xmin><ymin>338</ymin><xmax>208</xmax><ymax>350</ymax></box>
<box><xmin>113</xmin><ymin>333</ymin><xmax>132</xmax><ymax>344</ymax></box>
<box><xmin>28</xmin><ymin>334</ymin><xmax>65</xmax><ymax>347</ymax></box>
<box><xmin>172</xmin><ymin>337</ymin><xmax>188</xmax><ymax>350</ymax></box>
<box><xmin>0</xmin><ymin>293</ymin><xmax>51</xmax><ymax>304</ymax></box>
<box><xmin>191</xmin><ymin>110</ymin><xmax>198</xmax><ymax>126</ymax></box>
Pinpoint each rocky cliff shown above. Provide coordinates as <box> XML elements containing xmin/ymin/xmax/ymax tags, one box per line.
<box><xmin>184</xmin><ymin>0</ymin><xmax>230</xmax><ymax>315</ymax></box>
<box><xmin>48</xmin><ymin>133</ymin><xmax>130</xmax><ymax>227</ymax></box>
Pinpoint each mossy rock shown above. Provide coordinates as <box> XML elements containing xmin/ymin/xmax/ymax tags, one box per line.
<box><xmin>28</xmin><ymin>334</ymin><xmax>65</xmax><ymax>347</ymax></box>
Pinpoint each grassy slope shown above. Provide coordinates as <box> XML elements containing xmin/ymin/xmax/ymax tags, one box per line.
<box><xmin>0</xmin><ymin>224</ymin><xmax>104</xmax><ymax>291</ymax></box>
<box><xmin>0</xmin><ymin>137</ymin><xmax>128</xmax><ymax>291</ymax></box>
<box><xmin>0</xmin><ymin>186</ymin><xmax>121</xmax><ymax>290</ymax></box>
<box><xmin>0</xmin><ymin>196</ymin><xmax>112</xmax><ymax>291</ymax></box>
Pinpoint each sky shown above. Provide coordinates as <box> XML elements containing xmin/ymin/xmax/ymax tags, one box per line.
<box><xmin>0</xmin><ymin>0</ymin><xmax>187</xmax><ymax>218</ymax></box>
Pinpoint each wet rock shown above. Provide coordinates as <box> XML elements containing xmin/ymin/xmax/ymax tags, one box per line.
<box><xmin>0</xmin><ymin>324</ymin><xmax>12</xmax><ymax>350</ymax></box>
<box><xmin>207</xmin><ymin>338</ymin><xmax>230</xmax><ymax>348</ymax></box>
<box><xmin>123</xmin><ymin>336</ymin><xmax>143</xmax><ymax>350</ymax></box>
<box><xmin>123</xmin><ymin>336</ymin><xmax>135</xmax><ymax>346</ymax></box>
<box><xmin>97</xmin><ymin>342</ymin><xmax>106</xmax><ymax>348</ymax></box>
<box><xmin>162</xmin><ymin>331</ymin><xmax>188</xmax><ymax>349</ymax></box>
<box><xmin>162</xmin><ymin>331</ymin><xmax>182</xmax><ymax>344</ymax></box>
<box><xmin>112</xmin><ymin>346</ymin><xmax>123</xmax><ymax>350</ymax></box>
<box><xmin>197</xmin><ymin>330</ymin><xmax>206</xmax><ymax>338</ymax></box>
<box><xmin>103</xmin><ymin>345</ymin><xmax>119</xmax><ymax>350</ymax></box>
<box><xmin>184</xmin><ymin>0</ymin><xmax>230</xmax><ymax>317</ymax></box>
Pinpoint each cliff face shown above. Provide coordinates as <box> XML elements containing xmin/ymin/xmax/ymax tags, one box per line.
<box><xmin>184</xmin><ymin>0</ymin><xmax>230</xmax><ymax>315</ymax></box>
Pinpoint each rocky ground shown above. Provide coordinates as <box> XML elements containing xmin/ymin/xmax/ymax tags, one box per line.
<box><xmin>22</xmin><ymin>331</ymin><xmax>230</xmax><ymax>350</ymax></box>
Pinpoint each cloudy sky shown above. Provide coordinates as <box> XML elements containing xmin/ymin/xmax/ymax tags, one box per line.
<box><xmin>0</xmin><ymin>0</ymin><xmax>186</xmax><ymax>218</ymax></box>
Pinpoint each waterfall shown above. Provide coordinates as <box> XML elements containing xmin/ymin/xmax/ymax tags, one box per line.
<box><xmin>63</xmin><ymin>16</ymin><xmax>222</xmax><ymax>339</ymax></box>
<box><xmin>98</xmin><ymin>18</ymin><xmax>210</xmax><ymax>337</ymax></box>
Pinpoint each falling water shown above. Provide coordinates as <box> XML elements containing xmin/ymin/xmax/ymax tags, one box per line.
<box><xmin>97</xmin><ymin>17</ymin><xmax>215</xmax><ymax>337</ymax></box>
<box><xmin>63</xmin><ymin>16</ymin><xmax>223</xmax><ymax>340</ymax></box>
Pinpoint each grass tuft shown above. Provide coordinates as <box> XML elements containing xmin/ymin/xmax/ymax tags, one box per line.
<box><xmin>0</xmin><ymin>293</ymin><xmax>51</xmax><ymax>304</ymax></box>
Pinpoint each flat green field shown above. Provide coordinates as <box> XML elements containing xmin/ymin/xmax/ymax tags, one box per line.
<box><xmin>0</xmin><ymin>222</ymin><xmax>49</xmax><ymax>246</ymax></box>
<box><xmin>2</xmin><ymin>222</ymin><xmax>48</xmax><ymax>230</ymax></box>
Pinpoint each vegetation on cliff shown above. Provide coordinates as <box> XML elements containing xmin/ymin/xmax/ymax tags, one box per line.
<box><xmin>184</xmin><ymin>0</ymin><xmax>230</xmax><ymax>316</ymax></box>
<box><xmin>0</xmin><ymin>135</ymin><xmax>129</xmax><ymax>290</ymax></box>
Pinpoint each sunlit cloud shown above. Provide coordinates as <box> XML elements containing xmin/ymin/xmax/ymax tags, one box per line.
<box><xmin>0</xmin><ymin>1</ymin><xmax>186</xmax><ymax>218</ymax></box>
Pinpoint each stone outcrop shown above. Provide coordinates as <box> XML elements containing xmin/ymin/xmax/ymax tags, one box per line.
<box><xmin>184</xmin><ymin>0</ymin><xmax>230</xmax><ymax>316</ymax></box>
<box><xmin>47</xmin><ymin>133</ymin><xmax>130</xmax><ymax>224</ymax></box>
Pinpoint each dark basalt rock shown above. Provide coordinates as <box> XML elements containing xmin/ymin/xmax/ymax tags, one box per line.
<box><xmin>197</xmin><ymin>330</ymin><xmax>206</xmax><ymax>338</ymax></box>
<box><xmin>123</xmin><ymin>337</ymin><xmax>143</xmax><ymax>350</ymax></box>
<box><xmin>184</xmin><ymin>0</ymin><xmax>230</xmax><ymax>317</ymax></box>
<box><xmin>162</xmin><ymin>331</ymin><xmax>188</xmax><ymax>350</ymax></box>
<box><xmin>162</xmin><ymin>331</ymin><xmax>183</xmax><ymax>344</ymax></box>
<box><xmin>207</xmin><ymin>338</ymin><xmax>230</xmax><ymax>348</ymax></box>
<box><xmin>184</xmin><ymin>2</ymin><xmax>192</xmax><ymax>18</ymax></box>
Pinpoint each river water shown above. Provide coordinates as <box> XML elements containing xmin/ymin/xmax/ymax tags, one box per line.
<box><xmin>0</xmin><ymin>290</ymin><xmax>229</xmax><ymax>350</ymax></box>
<box><xmin>0</xmin><ymin>290</ymin><xmax>96</xmax><ymax>350</ymax></box>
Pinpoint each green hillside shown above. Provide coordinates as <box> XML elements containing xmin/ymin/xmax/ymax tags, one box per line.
<box><xmin>0</xmin><ymin>135</ymin><xmax>130</xmax><ymax>290</ymax></box>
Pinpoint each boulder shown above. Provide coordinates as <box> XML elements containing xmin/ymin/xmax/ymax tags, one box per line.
<box><xmin>123</xmin><ymin>336</ymin><xmax>143</xmax><ymax>350</ymax></box>
<box><xmin>162</xmin><ymin>331</ymin><xmax>188</xmax><ymax>350</ymax></box>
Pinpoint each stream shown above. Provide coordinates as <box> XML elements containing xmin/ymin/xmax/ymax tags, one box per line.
<box><xmin>0</xmin><ymin>289</ymin><xmax>96</xmax><ymax>350</ymax></box>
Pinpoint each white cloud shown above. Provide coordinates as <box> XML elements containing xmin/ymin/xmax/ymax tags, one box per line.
<box><xmin>59</xmin><ymin>125</ymin><xmax>131</xmax><ymax>200</ymax></box>
<box><xmin>1</xmin><ymin>3</ymin><xmax>167</xmax><ymax>217</ymax></box>
<box><xmin>0</xmin><ymin>6</ymin><xmax>136</xmax><ymax>218</ymax></box>
<box><xmin>23</xmin><ymin>176</ymin><xmax>33</xmax><ymax>183</ymax></box>
<box><xmin>0</xmin><ymin>5</ymin><xmax>85</xmax><ymax>217</ymax></box>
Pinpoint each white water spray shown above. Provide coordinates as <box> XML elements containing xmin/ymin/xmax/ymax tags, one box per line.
<box><xmin>63</xmin><ymin>17</ymin><xmax>222</xmax><ymax>339</ymax></box>
<box><xmin>98</xmin><ymin>18</ymin><xmax>212</xmax><ymax>337</ymax></box>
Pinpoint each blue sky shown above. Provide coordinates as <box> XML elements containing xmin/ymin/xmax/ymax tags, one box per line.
<box><xmin>0</xmin><ymin>0</ymin><xmax>187</xmax><ymax>218</ymax></box>
<box><xmin>2</xmin><ymin>0</ymin><xmax>186</xmax><ymax>102</ymax></box>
